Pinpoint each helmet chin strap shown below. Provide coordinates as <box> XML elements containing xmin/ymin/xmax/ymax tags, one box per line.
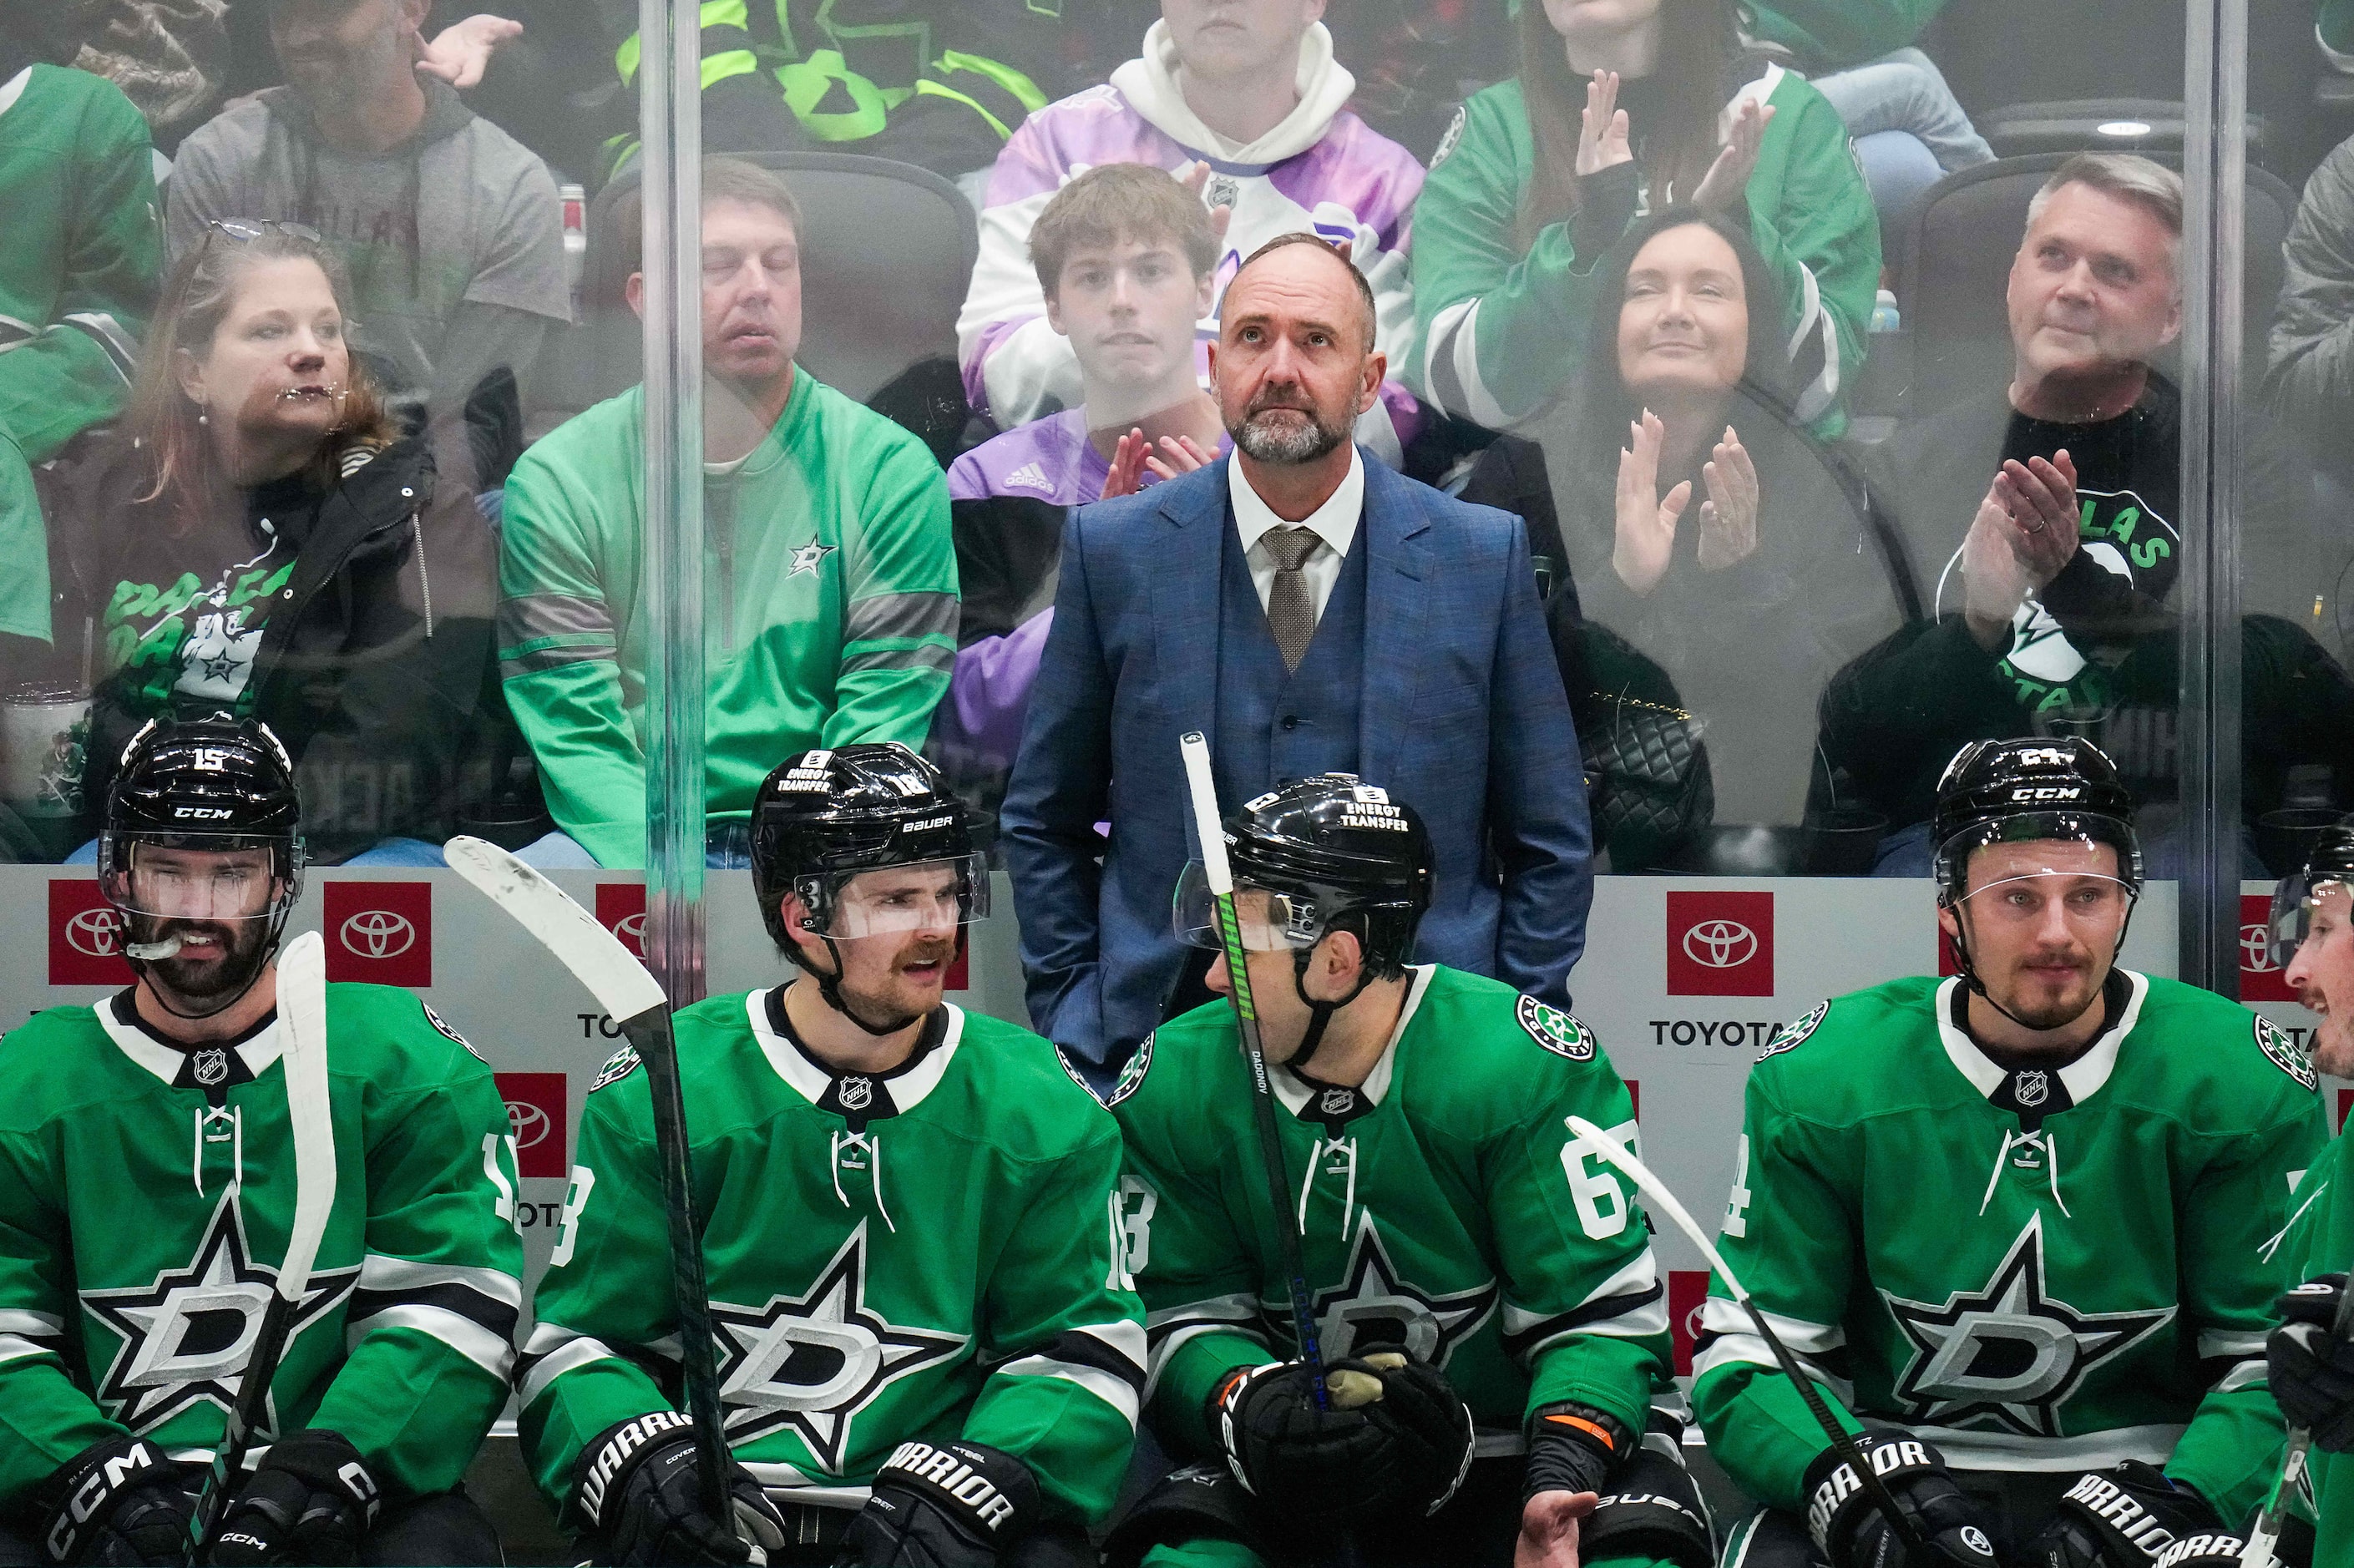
<box><xmin>1285</xmin><ymin>940</ymin><xmax>1376</xmax><ymax>1074</ymax></box>
<box><xmin>794</xmin><ymin>928</ymin><xmax>960</xmax><ymax>1039</ymax></box>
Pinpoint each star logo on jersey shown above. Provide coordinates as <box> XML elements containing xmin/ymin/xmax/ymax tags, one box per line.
<box><xmin>81</xmin><ymin>1194</ymin><xmax>357</xmax><ymax>1435</ymax></box>
<box><xmin>1305</xmin><ymin>1209</ymin><xmax>1496</xmax><ymax>1368</ymax></box>
<box><xmin>787</xmin><ymin>541</ymin><xmax>837</xmax><ymax>579</ymax></box>
<box><xmin>1881</xmin><ymin>1213</ymin><xmax>2171</xmax><ymax>1438</ymax></box>
<box><xmin>708</xmin><ymin>1222</ymin><xmax>966</xmax><ymax>1473</ymax></box>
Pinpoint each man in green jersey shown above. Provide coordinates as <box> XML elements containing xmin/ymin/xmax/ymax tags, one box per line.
<box><xmin>516</xmin><ymin>742</ymin><xmax>1143</xmax><ymax>1565</ymax></box>
<box><xmin>1697</xmin><ymin>738</ymin><xmax>2327</xmax><ymax>1568</ymax></box>
<box><xmin>0</xmin><ymin>717</ymin><xmax>523</xmax><ymax>1565</ymax></box>
<box><xmin>1102</xmin><ymin>774</ymin><xmax>1708</xmax><ymax>1568</ymax></box>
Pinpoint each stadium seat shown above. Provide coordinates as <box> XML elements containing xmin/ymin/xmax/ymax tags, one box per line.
<box><xmin>526</xmin><ymin>150</ymin><xmax>980</xmax><ymax>457</ymax></box>
<box><xmin>1893</xmin><ymin>152</ymin><xmax>2295</xmax><ymax>421</ymax></box>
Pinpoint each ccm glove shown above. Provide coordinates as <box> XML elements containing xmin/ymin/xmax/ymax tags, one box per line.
<box><xmin>575</xmin><ymin>1411</ymin><xmax>788</xmax><ymax>1566</ymax></box>
<box><xmin>1804</xmin><ymin>1433</ymin><xmax>1998</xmax><ymax>1568</ymax></box>
<box><xmin>33</xmin><ymin>1435</ymin><xmax>198</xmax><ymax>1566</ymax></box>
<box><xmin>1210</xmin><ymin>1353</ymin><xmax>1474</xmax><ymax>1529</ymax></box>
<box><xmin>2029</xmin><ymin>1464</ymin><xmax>2225</xmax><ymax>1568</ymax></box>
<box><xmin>836</xmin><ymin>1440</ymin><xmax>1038</xmax><ymax>1566</ymax></box>
<box><xmin>205</xmin><ymin>1429</ymin><xmax>379</xmax><ymax>1565</ymax></box>
<box><xmin>2270</xmin><ymin>1273</ymin><xmax>2354</xmax><ymax>1452</ymax></box>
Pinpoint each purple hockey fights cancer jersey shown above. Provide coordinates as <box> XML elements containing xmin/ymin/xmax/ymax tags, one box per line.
<box><xmin>948</xmin><ymin>407</ymin><xmax>1108</xmax><ymax>507</ymax></box>
<box><xmin>955</xmin><ymin>23</ymin><xmax>1426</xmax><ymax>467</ymax></box>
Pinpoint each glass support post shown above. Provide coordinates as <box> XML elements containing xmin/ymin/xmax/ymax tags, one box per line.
<box><xmin>2179</xmin><ymin>0</ymin><xmax>2246</xmax><ymax>994</ymax></box>
<box><xmin>637</xmin><ymin>0</ymin><xmax>709</xmax><ymax>1004</ymax></box>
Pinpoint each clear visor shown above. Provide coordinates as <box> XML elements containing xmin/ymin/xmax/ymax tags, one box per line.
<box><xmin>1172</xmin><ymin>862</ymin><xmax>1322</xmax><ymax>953</ymax></box>
<box><xmin>2270</xmin><ymin>873</ymin><xmax>2351</xmax><ymax>969</ymax></box>
<box><xmin>98</xmin><ymin>834</ymin><xmax>296</xmax><ymax>922</ymax></box>
<box><xmin>1952</xmin><ymin>867</ymin><xmax>2137</xmax><ymax>929</ymax></box>
<box><xmin>806</xmin><ymin>855</ymin><xmax>988</xmax><ymax>940</ymax></box>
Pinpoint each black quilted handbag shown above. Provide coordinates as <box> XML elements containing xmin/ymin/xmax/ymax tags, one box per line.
<box><xmin>1560</xmin><ymin>623</ymin><xmax>1714</xmax><ymax>872</ymax></box>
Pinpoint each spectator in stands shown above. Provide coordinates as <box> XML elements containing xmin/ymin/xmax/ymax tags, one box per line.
<box><xmin>936</xmin><ymin>164</ymin><xmax>1228</xmax><ymax>806</ymax></box>
<box><xmin>0</xmin><ymin>432</ymin><xmax>47</xmax><ymax>664</ymax></box>
<box><xmin>45</xmin><ymin>225</ymin><xmax>500</xmax><ymax>866</ymax></box>
<box><xmin>166</xmin><ymin>0</ymin><xmax>569</xmax><ymax>497</ymax></box>
<box><xmin>1003</xmin><ymin>234</ymin><xmax>1590</xmax><ymax>1071</ymax></box>
<box><xmin>1546</xmin><ymin>209</ymin><xmax>1908</xmax><ymax>833</ymax></box>
<box><xmin>1408</xmin><ymin>0</ymin><xmax>1880</xmax><ymax>439</ymax></box>
<box><xmin>1743</xmin><ymin>0</ymin><xmax>1992</xmax><ymax>240</ymax></box>
<box><xmin>1824</xmin><ymin>153</ymin><xmax>2329</xmax><ymax>873</ymax></box>
<box><xmin>958</xmin><ymin>0</ymin><xmax>1427</xmax><ymax>468</ymax></box>
<box><xmin>499</xmin><ymin>159</ymin><xmax>955</xmax><ymax>870</ymax></box>
<box><xmin>2268</xmin><ymin>125</ymin><xmax>2354</xmax><ymax>489</ymax></box>
<box><xmin>0</xmin><ymin>11</ymin><xmax>159</xmax><ymax>468</ymax></box>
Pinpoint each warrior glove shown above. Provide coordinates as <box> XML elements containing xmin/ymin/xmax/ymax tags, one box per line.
<box><xmin>575</xmin><ymin>1411</ymin><xmax>788</xmax><ymax>1565</ymax></box>
<box><xmin>836</xmin><ymin>1440</ymin><xmax>1039</xmax><ymax>1565</ymax></box>
<box><xmin>2029</xmin><ymin>1464</ymin><xmax>2225</xmax><ymax>1568</ymax></box>
<box><xmin>33</xmin><ymin>1436</ymin><xmax>198</xmax><ymax>1566</ymax></box>
<box><xmin>1804</xmin><ymin>1433</ymin><xmax>1998</xmax><ymax>1568</ymax></box>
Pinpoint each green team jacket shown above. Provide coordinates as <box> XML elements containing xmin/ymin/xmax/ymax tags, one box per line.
<box><xmin>0</xmin><ymin>427</ymin><xmax>48</xmax><ymax>642</ymax></box>
<box><xmin>2265</xmin><ymin>1124</ymin><xmax>2354</xmax><ymax>1556</ymax></box>
<box><xmin>518</xmin><ymin>990</ymin><xmax>1145</xmax><ymax>1525</ymax></box>
<box><xmin>1406</xmin><ymin>69</ymin><xmax>1879</xmax><ymax>440</ymax></box>
<box><xmin>0</xmin><ymin>985</ymin><xmax>524</xmax><ymax>1509</ymax></box>
<box><xmin>1744</xmin><ymin>2</ymin><xmax>1951</xmax><ymax>70</ymax></box>
<box><xmin>1106</xmin><ymin>965</ymin><xmax>1673</xmax><ymax>1460</ymax></box>
<box><xmin>0</xmin><ymin>64</ymin><xmax>158</xmax><ymax>464</ymax></box>
<box><xmin>1692</xmin><ymin>973</ymin><xmax>2326</xmax><ymax>1526</ymax></box>
<box><xmin>497</xmin><ymin>371</ymin><xmax>956</xmax><ymax>867</ymax></box>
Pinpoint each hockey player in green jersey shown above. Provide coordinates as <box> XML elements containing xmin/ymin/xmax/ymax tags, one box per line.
<box><xmin>1694</xmin><ymin>737</ymin><xmax>2328</xmax><ymax>1568</ymax></box>
<box><xmin>0</xmin><ymin>717</ymin><xmax>523</xmax><ymax>1565</ymax></box>
<box><xmin>1103</xmin><ymin>774</ymin><xmax>1709</xmax><ymax>1568</ymax></box>
<box><xmin>517</xmin><ymin>742</ymin><xmax>1144</xmax><ymax>1566</ymax></box>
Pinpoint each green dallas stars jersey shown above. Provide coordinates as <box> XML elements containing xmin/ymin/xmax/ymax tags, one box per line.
<box><xmin>1691</xmin><ymin>972</ymin><xmax>2326</xmax><ymax>1528</ymax></box>
<box><xmin>2273</xmin><ymin>1130</ymin><xmax>2354</xmax><ymax>1560</ymax></box>
<box><xmin>0</xmin><ymin>984</ymin><xmax>524</xmax><ymax>1510</ymax></box>
<box><xmin>1107</xmin><ymin>965</ymin><xmax>1673</xmax><ymax>1461</ymax></box>
<box><xmin>518</xmin><ymin>989</ymin><xmax>1145</xmax><ymax>1527</ymax></box>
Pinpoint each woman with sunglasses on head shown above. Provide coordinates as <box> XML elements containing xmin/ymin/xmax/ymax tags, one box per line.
<box><xmin>1407</xmin><ymin>0</ymin><xmax>1881</xmax><ymax>442</ymax></box>
<box><xmin>48</xmin><ymin>220</ymin><xmax>503</xmax><ymax>866</ymax></box>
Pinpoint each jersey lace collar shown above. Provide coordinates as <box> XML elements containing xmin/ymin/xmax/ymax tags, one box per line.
<box><xmin>748</xmin><ymin>985</ymin><xmax>964</xmax><ymax>1122</ymax></box>
<box><xmin>98</xmin><ymin>988</ymin><xmax>285</xmax><ymax>1090</ymax></box>
<box><xmin>1273</xmin><ymin>964</ymin><xmax>1434</xmax><ymax>1121</ymax></box>
<box><xmin>1933</xmin><ymin>971</ymin><xmax>2148</xmax><ymax>1110</ymax></box>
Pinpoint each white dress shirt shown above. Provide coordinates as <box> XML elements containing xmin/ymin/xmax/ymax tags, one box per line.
<box><xmin>1228</xmin><ymin>445</ymin><xmax>1365</xmax><ymax>619</ymax></box>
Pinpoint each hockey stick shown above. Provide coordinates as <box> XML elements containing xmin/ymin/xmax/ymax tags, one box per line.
<box><xmin>2240</xmin><ymin>1266</ymin><xmax>2354</xmax><ymax>1568</ymax></box>
<box><xmin>442</xmin><ymin>837</ymin><xmax>732</xmax><ymax>1520</ymax></box>
<box><xmin>185</xmin><ymin>932</ymin><xmax>337</xmax><ymax>1565</ymax></box>
<box><xmin>1563</xmin><ymin>1116</ymin><xmax>1924</xmax><ymax>1551</ymax></box>
<box><xmin>1179</xmin><ymin>733</ymin><xmax>1330</xmax><ymax>1409</ymax></box>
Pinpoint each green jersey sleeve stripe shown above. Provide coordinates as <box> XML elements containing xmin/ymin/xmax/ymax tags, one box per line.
<box><xmin>840</xmin><ymin>644</ymin><xmax>954</xmax><ymax>676</ymax></box>
<box><xmin>0</xmin><ymin>1336</ymin><xmax>58</xmax><ymax>1367</ymax></box>
<box><xmin>1143</xmin><ymin>1293</ymin><xmax>1264</xmax><ymax>1398</ymax></box>
<box><xmin>993</xmin><ymin>1355</ymin><xmax>1140</xmax><ymax>1429</ymax></box>
<box><xmin>518</xmin><ymin>1325</ymin><xmax>630</xmax><ymax>1411</ymax></box>
<box><xmin>344</xmin><ymin>1305</ymin><xmax>514</xmax><ymax>1381</ymax></box>
<box><xmin>845</xmin><ymin>591</ymin><xmax>958</xmax><ymax>643</ymax></box>
<box><xmin>0</xmin><ymin>1310</ymin><xmax>62</xmax><ymax>1336</ymax></box>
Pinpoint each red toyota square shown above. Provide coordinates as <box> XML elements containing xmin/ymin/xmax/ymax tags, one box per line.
<box><xmin>596</xmin><ymin>883</ymin><xmax>647</xmax><ymax>959</ymax></box>
<box><xmin>2243</xmin><ymin>893</ymin><xmax>2296</xmax><ymax>1003</ymax></box>
<box><xmin>324</xmin><ymin>881</ymin><xmax>433</xmax><ymax>986</ymax></box>
<box><xmin>2339</xmin><ymin>1087</ymin><xmax>2351</xmax><ymax>1133</ymax></box>
<box><xmin>1669</xmin><ymin>1270</ymin><xmax>1711</xmax><ymax>1376</ymax></box>
<box><xmin>1667</xmin><ymin>891</ymin><xmax>1774</xmax><ymax>996</ymax></box>
<box><xmin>49</xmin><ymin>879</ymin><xmax>133</xmax><ymax>986</ymax></box>
<box><xmin>1939</xmin><ymin>928</ymin><xmax>1962</xmax><ymax>978</ymax></box>
<box><xmin>1625</xmin><ymin>1080</ymin><xmax>1639</xmax><ymax>1120</ymax></box>
<box><xmin>945</xmin><ymin>948</ymin><xmax>969</xmax><ymax>991</ymax></box>
<box><xmin>496</xmin><ymin>1073</ymin><xmax>569</xmax><ymax>1177</ymax></box>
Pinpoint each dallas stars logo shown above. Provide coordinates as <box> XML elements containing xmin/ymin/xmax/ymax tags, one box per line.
<box><xmin>1305</xmin><ymin>1209</ymin><xmax>1496</xmax><ymax>1367</ymax></box>
<box><xmin>82</xmin><ymin>1194</ymin><xmax>357</xmax><ymax>1434</ymax></box>
<box><xmin>787</xmin><ymin>540</ymin><xmax>837</xmax><ymax>579</ymax></box>
<box><xmin>710</xmin><ymin>1223</ymin><xmax>965</xmax><ymax>1472</ymax></box>
<box><xmin>1881</xmin><ymin>1213</ymin><xmax>2171</xmax><ymax>1437</ymax></box>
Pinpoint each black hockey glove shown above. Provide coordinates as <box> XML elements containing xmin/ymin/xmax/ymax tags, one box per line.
<box><xmin>2027</xmin><ymin>1464</ymin><xmax>2224</xmax><ymax>1568</ymax></box>
<box><xmin>1208</xmin><ymin>1353</ymin><xmax>1474</xmax><ymax>1530</ymax></box>
<box><xmin>205</xmin><ymin>1428</ymin><xmax>379</xmax><ymax>1565</ymax></box>
<box><xmin>835</xmin><ymin>1439</ymin><xmax>1040</xmax><ymax>1566</ymax></box>
<box><xmin>575</xmin><ymin>1411</ymin><xmax>788</xmax><ymax>1566</ymax></box>
<box><xmin>2270</xmin><ymin>1273</ymin><xmax>2354</xmax><ymax>1452</ymax></box>
<box><xmin>1803</xmin><ymin>1433</ymin><xmax>1999</xmax><ymax>1568</ymax></box>
<box><xmin>33</xmin><ymin>1435</ymin><xmax>199</xmax><ymax>1566</ymax></box>
<box><xmin>2149</xmin><ymin>1534</ymin><xmax>2252</xmax><ymax>1568</ymax></box>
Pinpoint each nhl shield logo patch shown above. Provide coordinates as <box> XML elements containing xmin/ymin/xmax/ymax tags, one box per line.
<box><xmin>191</xmin><ymin>1049</ymin><xmax>230</xmax><ymax>1087</ymax></box>
<box><xmin>2255</xmin><ymin>1016</ymin><xmax>2319</xmax><ymax>1091</ymax></box>
<box><xmin>1759</xmin><ymin>1001</ymin><xmax>1830</xmax><ymax>1062</ymax></box>
<box><xmin>2014</xmin><ymin>1070</ymin><xmax>2050</xmax><ymax>1108</ymax></box>
<box><xmin>838</xmin><ymin>1076</ymin><xmax>874</xmax><ymax>1112</ymax></box>
<box><xmin>1516</xmin><ymin>995</ymin><xmax>1594</xmax><ymax>1060</ymax></box>
<box><xmin>1319</xmin><ymin>1088</ymin><xmax>1355</xmax><ymax>1117</ymax></box>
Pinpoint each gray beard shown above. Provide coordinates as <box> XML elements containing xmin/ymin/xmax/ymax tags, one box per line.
<box><xmin>1233</xmin><ymin>408</ymin><xmax>1349</xmax><ymax>465</ymax></box>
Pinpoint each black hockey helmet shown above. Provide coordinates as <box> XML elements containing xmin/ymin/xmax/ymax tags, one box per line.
<box><xmin>2269</xmin><ymin>815</ymin><xmax>2354</xmax><ymax>969</ymax></box>
<box><xmin>98</xmin><ymin>717</ymin><xmax>306</xmax><ymax>1014</ymax></box>
<box><xmin>751</xmin><ymin>744</ymin><xmax>985</xmax><ymax>1032</ymax></box>
<box><xmin>1931</xmin><ymin>736</ymin><xmax>2142</xmax><ymax>903</ymax></box>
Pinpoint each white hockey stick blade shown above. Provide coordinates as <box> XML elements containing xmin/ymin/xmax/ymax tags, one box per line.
<box><xmin>1179</xmin><ymin>733</ymin><xmax>1233</xmax><ymax>895</ymax></box>
<box><xmin>275</xmin><ymin>932</ymin><xmax>336</xmax><ymax>1302</ymax></box>
<box><xmin>443</xmin><ymin>836</ymin><xmax>666</xmax><ymax>1021</ymax></box>
<box><xmin>1566</xmin><ymin>1115</ymin><xmax>1754</xmax><ymax>1304</ymax></box>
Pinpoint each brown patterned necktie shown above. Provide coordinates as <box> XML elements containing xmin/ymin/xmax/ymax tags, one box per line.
<box><xmin>1263</xmin><ymin>526</ymin><xmax>1321</xmax><ymax>672</ymax></box>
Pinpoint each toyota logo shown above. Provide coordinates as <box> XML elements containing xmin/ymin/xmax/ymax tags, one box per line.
<box><xmin>616</xmin><ymin>912</ymin><xmax>648</xmax><ymax>950</ymax></box>
<box><xmin>65</xmin><ymin>907</ymin><xmax>123</xmax><ymax>958</ymax></box>
<box><xmin>506</xmin><ymin>1101</ymin><xmax>551</xmax><ymax>1150</ymax></box>
<box><xmin>2243</xmin><ymin>923</ymin><xmax>2278</xmax><ymax>973</ymax></box>
<box><xmin>1682</xmin><ymin>920</ymin><xmax>1758</xmax><ymax>969</ymax></box>
<box><xmin>340</xmin><ymin>909</ymin><xmax>416</xmax><ymax>959</ymax></box>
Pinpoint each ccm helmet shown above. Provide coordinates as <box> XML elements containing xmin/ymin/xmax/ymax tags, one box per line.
<box><xmin>99</xmin><ymin>717</ymin><xmax>306</xmax><ymax>1017</ymax></box>
<box><xmin>750</xmin><ymin>744</ymin><xmax>985</xmax><ymax>1034</ymax></box>
<box><xmin>1175</xmin><ymin>773</ymin><xmax>1433</xmax><ymax>1067</ymax></box>
<box><xmin>2269</xmin><ymin>816</ymin><xmax>2354</xmax><ymax>969</ymax></box>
